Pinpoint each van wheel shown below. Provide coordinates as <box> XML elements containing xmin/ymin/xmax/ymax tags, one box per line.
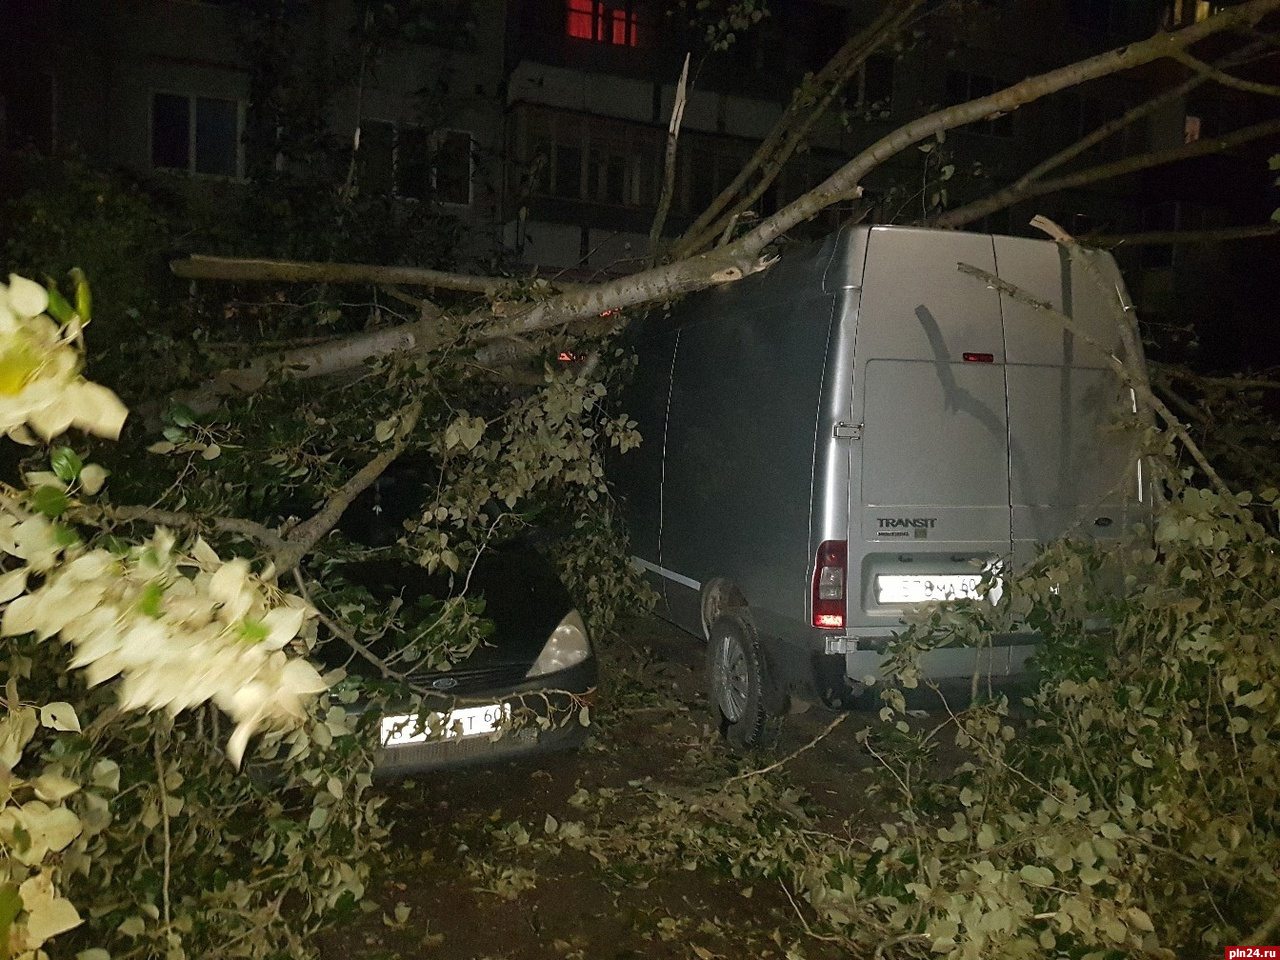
<box><xmin>707</xmin><ymin>613</ymin><xmax>772</xmax><ymax>749</ymax></box>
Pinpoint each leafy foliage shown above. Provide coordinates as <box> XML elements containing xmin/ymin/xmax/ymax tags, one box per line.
<box><xmin>1</xmin><ymin>155</ymin><xmax>175</xmax><ymax>368</ymax></box>
<box><xmin>0</xmin><ymin>275</ymin><xmax>385</xmax><ymax>958</ymax></box>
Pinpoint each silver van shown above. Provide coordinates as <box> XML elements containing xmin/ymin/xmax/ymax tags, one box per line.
<box><xmin>618</xmin><ymin>224</ymin><xmax>1145</xmax><ymax>745</ymax></box>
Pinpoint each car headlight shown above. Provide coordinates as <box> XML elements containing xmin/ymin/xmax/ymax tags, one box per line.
<box><xmin>526</xmin><ymin>609</ymin><xmax>592</xmax><ymax>679</ymax></box>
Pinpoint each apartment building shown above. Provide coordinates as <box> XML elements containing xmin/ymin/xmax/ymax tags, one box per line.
<box><xmin>3</xmin><ymin>0</ymin><xmax>1273</xmax><ymax>322</ymax></box>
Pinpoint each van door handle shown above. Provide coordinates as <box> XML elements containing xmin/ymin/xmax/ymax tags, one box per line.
<box><xmin>833</xmin><ymin>422</ymin><xmax>862</xmax><ymax>440</ymax></box>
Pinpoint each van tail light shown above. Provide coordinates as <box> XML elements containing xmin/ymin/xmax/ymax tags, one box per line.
<box><xmin>812</xmin><ymin>540</ymin><xmax>847</xmax><ymax>629</ymax></box>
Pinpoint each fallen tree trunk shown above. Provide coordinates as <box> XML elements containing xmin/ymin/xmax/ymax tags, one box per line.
<box><xmin>173</xmin><ymin>0</ymin><xmax>1280</xmax><ymax>415</ymax></box>
<box><xmin>171</xmin><ymin>255</ymin><xmax>538</xmax><ymax>294</ymax></box>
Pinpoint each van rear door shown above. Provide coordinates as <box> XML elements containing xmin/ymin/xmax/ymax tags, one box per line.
<box><xmin>993</xmin><ymin>236</ymin><xmax>1143</xmax><ymax>570</ymax></box>
<box><xmin>849</xmin><ymin>227</ymin><xmax>1012</xmax><ymax>629</ymax></box>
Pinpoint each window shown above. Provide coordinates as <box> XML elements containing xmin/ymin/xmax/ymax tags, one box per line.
<box><xmin>1165</xmin><ymin>0</ymin><xmax>1224</xmax><ymax>25</ymax></box>
<box><xmin>357</xmin><ymin>122</ymin><xmax>473</xmax><ymax>205</ymax></box>
<box><xmin>566</xmin><ymin>0</ymin><xmax>650</xmax><ymax>47</ymax></box>
<box><xmin>151</xmin><ymin>93</ymin><xmax>243</xmax><ymax>177</ymax></box>
<box><xmin>433</xmin><ymin>130</ymin><xmax>473</xmax><ymax>206</ymax></box>
<box><xmin>528</xmin><ymin>110</ymin><xmax>662</xmax><ymax>207</ymax></box>
<box><xmin>944</xmin><ymin>71</ymin><xmax>1014</xmax><ymax>138</ymax></box>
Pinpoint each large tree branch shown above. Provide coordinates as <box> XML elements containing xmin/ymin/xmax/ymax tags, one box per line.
<box><xmin>93</xmin><ymin>505</ymin><xmax>289</xmax><ymax>556</ymax></box>
<box><xmin>936</xmin><ymin>39</ymin><xmax>1278</xmax><ymax>229</ymax></box>
<box><xmin>673</xmin><ymin>0</ymin><xmax>926</xmax><ymax>259</ymax></box>
<box><xmin>479</xmin><ymin>1</ymin><xmax>1280</xmax><ymax>345</ymax></box>
<box><xmin>1170</xmin><ymin>49</ymin><xmax>1280</xmax><ymax>95</ymax></box>
<box><xmin>171</xmin><ymin>254</ymin><xmax>540</xmax><ymax>295</ymax></box>
<box><xmin>739</xmin><ymin>0</ymin><xmax>1280</xmax><ymax>253</ymax></box>
<box><xmin>1082</xmin><ymin>222</ymin><xmax>1280</xmax><ymax>246</ymax></box>
<box><xmin>953</xmin><ymin>116</ymin><xmax>1280</xmax><ymax>221</ymax></box>
<box><xmin>177</xmin><ymin>0</ymin><xmax>1280</xmax><ymax>402</ymax></box>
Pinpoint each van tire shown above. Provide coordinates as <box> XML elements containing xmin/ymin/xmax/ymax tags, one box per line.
<box><xmin>706</xmin><ymin>612</ymin><xmax>773</xmax><ymax>749</ymax></box>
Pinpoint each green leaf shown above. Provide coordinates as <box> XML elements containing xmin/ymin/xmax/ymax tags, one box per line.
<box><xmin>0</xmin><ymin>884</ymin><xmax>21</xmax><ymax>958</ymax></box>
<box><xmin>50</xmin><ymin>447</ymin><xmax>84</xmax><ymax>483</ymax></box>
<box><xmin>138</xmin><ymin>582</ymin><xmax>165</xmax><ymax>618</ymax></box>
<box><xmin>239</xmin><ymin>619</ymin><xmax>269</xmax><ymax>643</ymax></box>
<box><xmin>73</xmin><ymin>269</ymin><xmax>91</xmax><ymax>322</ymax></box>
<box><xmin>168</xmin><ymin>403</ymin><xmax>197</xmax><ymax>427</ymax></box>
<box><xmin>43</xmin><ymin>283</ymin><xmax>75</xmax><ymax>323</ymax></box>
<box><xmin>31</xmin><ymin>486</ymin><xmax>70</xmax><ymax>518</ymax></box>
<box><xmin>1019</xmin><ymin>864</ymin><xmax>1055</xmax><ymax>886</ymax></box>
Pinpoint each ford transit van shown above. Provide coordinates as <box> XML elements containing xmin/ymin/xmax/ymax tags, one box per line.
<box><xmin>617</xmin><ymin>224</ymin><xmax>1146</xmax><ymax>745</ymax></box>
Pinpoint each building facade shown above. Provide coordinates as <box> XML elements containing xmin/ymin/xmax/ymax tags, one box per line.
<box><xmin>3</xmin><ymin>0</ymin><xmax>1274</xmax><ymax>333</ymax></box>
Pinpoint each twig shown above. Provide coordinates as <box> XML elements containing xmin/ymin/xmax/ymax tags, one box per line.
<box><xmin>97</xmin><ymin>505</ymin><xmax>288</xmax><ymax>556</ymax></box>
<box><xmin>380</xmin><ymin>285</ymin><xmax>443</xmax><ymax>322</ymax></box>
<box><xmin>726</xmin><ymin>712</ymin><xmax>848</xmax><ymax>783</ymax></box>
<box><xmin>153</xmin><ymin>730</ymin><xmax>172</xmax><ymax>931</ymax></box>
<box><xmin>290</xmin><ymin>568</ymin><xmax>426</xmax><ymax>690</ymax></box>
<box><xmin>716</xmin><ymin>212</ymin><xmax>742</xmax><ymax>249</ymax></box>
<box><xmin>955</xmin><ymin>258</ymin><xmax>1235</xmax><ymax>504</ymax></box>
<box><xmin>1244</xmin><ymin>898</ymin><xmax>1280</xmax><ymax>945</ymax></box>
<box><xmin>873</xmin><ymin>931</ymin><xmax>931</xmax><ymax>960</ymax></box>
<box><xmin>1171</xmin><ymin>49</ymin><xmax>1280</xmax><ymax>95</ymax></box>
<box><xmin>779</xmin><ymin>878</ymin><xmax>848</xmax><ymax>945</ymax></box>
<box><xmin>276</xmin><ymin>398</ymin><xmax>423</xmax><ymax>570</ymax></box>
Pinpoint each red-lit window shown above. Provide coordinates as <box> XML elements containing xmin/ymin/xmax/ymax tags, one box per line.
<box><xmin>566</xmin><ymin>0</ymin><xmax>646</xmax><ymax>47</ymax></box>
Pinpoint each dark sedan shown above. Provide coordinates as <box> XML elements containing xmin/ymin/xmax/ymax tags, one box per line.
<box><xmin>312</xmin><ymin>544</ymin><xmax>597</xmax><ymax>773</ymax></box>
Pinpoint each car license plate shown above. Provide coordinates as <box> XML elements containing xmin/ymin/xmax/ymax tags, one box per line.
<box><xmin>876</xmin><ymin>574</ymin><xmax>986</xmax><ymax>604</ymax></box>
<box><xmin>381</xmin><ymin>703</ymin><xmax>509</xmax><ymax>747</ymax></box>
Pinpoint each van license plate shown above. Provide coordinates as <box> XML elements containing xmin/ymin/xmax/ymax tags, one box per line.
<box><xmin>381</xmin><ymin>703</ymin><xmax>509</xmax><ymax>747</ymax></box>
<box><xmin>876</xmin><ymin>574</ymin><xmax>984</xmax><ymax>604</ymax></box>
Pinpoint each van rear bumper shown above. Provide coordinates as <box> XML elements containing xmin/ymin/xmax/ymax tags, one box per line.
<box><xmin>824</xmin><ymin>630</ymin><xmax>1041</xmax><ymax>654</ymax></box>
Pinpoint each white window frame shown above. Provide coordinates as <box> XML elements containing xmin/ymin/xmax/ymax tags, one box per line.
<box><xmin>149</xmin><ymin>90</ymin><xmax>246</xmax><ymax>180</ymax></box>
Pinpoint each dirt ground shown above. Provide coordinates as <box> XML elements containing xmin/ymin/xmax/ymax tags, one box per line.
<box><xmin>315</xmin><ymin>615</ymin><xmax>888</xmax><ymax>960</ymax></box>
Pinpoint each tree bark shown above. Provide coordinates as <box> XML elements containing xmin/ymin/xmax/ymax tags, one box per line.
<box><xmin>648</xmin><ymin>53</ymin><xmax>690</xmax><ymax>263</ymax></box>
<box><xmin>1082</xmin><ymin>223</ymin><xmax>1280</xmax><ymax>247</ymax></box>
<box><xmin>672</xmin><ymin>0</ymin><xmax>926</xmax><ymax>259</ymax></box>
<box><xmin>934</xmin><ymin>38</ymin><xmax>1277</xmax><ymax>229</ymax></box>
<box><xmin>171</xmin><ymin>254</ymin><xmax>534</xmax><ymax>295</ymax></box>
<box><xmin>937</xmin><ymin>117</ymin><xmax>1280</xmax><ymax>231</ymax></box>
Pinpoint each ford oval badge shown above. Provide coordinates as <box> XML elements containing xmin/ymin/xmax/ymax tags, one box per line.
<box><xmin>431</xmin><ymin>677</ymin><xmax>459</xmax><ymax>690</ymax></box>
